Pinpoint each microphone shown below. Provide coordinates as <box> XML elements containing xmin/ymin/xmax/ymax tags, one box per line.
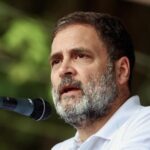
<box><xmin>0</xmin><ymin>97</ymin><xmax>51</xmax><ymax>121</ymax></box>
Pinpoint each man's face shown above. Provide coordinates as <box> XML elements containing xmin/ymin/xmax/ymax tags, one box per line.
<box><xmin>50</xmin><ymin>24</ymin><xmax>118</xmax><ymax>127</ymax></box>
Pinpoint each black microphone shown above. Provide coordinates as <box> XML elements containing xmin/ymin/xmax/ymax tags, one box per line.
<box><xmin>0</xmin><ymin>97</ymin><xmax>51</xmax><ymax>121</ymax></box>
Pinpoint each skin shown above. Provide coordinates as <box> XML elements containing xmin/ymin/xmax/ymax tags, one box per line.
<box><xmin>50</xmin><ymin>24</ymin><xmax>131</xmax><ymax>142</ymax></box>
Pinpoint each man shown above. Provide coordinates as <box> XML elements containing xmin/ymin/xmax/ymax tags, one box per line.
<box><xmin>50</xmin><ymin>11</ymin><xmax>150</xmax><ymax>150</ymax></box>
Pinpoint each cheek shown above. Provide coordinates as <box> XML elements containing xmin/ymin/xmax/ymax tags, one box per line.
<box><xmin>78</xmin><ymin>68</ymin><xmax>96</xmax><ymax>83</ymax></box>
<box><xmin>50</xmin><ymin>73</ymin><xmax>58</xmax><ymax>88</ymax></box>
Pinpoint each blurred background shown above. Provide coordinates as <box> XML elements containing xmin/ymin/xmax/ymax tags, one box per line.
<box><xmin>0</xmin><ymin>0</ymin><xmax>150</xmax><ymax>149</ymax></box>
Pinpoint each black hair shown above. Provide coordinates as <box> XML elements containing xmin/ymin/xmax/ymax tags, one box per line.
<box><xmin>52</xmin><ymin>11</ymin><xmax>135</xmax><ymax>89</ymax></box>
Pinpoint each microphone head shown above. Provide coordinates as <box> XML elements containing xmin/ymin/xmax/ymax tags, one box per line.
<box><xmin>30</xmin><ymin>98</ymin><xmax>51</xmax><ymax>121</ymax></box>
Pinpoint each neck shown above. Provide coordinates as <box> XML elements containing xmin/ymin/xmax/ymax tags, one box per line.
<box><xmin>76</xmin><ymin>115</ymin><xmax>111</xmax><ymax>142</ymax></box>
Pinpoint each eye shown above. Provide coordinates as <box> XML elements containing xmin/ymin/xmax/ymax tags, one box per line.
<box><xmin>51</xmin><ymin>59</ymin><xmax>61</xmax><ymax>67</ymax></box>
<box><xmin>74</xmin><ymin>53</ymin><xmax>89</xmax><ymax>59</ymax></box>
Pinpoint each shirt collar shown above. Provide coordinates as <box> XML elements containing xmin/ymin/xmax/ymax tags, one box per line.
<box><xmin>74</xmin><ymin>95</ymin><xmax>141</xmax><ymax>142</ymax></box>
<box><xmin>94</xmin><ymin>95</ymin><xmax>141</xmax><ymax>140</ymax></box>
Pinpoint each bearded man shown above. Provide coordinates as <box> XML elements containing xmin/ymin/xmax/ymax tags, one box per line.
<box><xmin>50</xmin><ymin>11</ymin><xmax>150</xmax><ymax>150</ymax></box>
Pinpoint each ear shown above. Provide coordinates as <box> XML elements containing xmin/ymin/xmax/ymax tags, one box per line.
<box><xmin>115</xmin><ymin>57</ymin><xmax>130</xmax><ymax>85</ymax></box>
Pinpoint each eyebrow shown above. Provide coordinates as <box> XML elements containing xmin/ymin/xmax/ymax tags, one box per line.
<box><xmin>71</xmin><ymin>47</ymin><xmax>91</xmax><ymax>54</ymax></box>
<box><xmin>50</xmin><ymin>52</ymin><xmax>61</xmax><ymax>61</ymax></box>
<box><xmin>49</xmin><ymin>47</ymin><xmax>92</xmax><ymax>63</ymax></box>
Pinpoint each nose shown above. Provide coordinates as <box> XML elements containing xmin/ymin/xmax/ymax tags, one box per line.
<box><xmin>58</xmin><ymin>60</ymin><xmax>77</xmax><ymax>78</ymax></box>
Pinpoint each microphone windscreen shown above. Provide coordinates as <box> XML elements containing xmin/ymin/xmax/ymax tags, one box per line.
<box><xmin>30</xmin><ymin>98</ymin><xmax>51</xmax><ymax>121</ymax></box>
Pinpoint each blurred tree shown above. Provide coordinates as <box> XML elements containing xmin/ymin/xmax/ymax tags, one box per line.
<box><xmin>2</xmin><ymin>19</ymin><xmax>49</xmax><ymax>84</ymax></box>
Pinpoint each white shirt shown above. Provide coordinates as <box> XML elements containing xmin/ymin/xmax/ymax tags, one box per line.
<box><xmin>51</xmin><ymin>96</ymin><xmax>150</xmax><ymax>150</ymax></box>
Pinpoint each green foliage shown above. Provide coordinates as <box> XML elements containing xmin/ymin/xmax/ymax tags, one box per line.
<box><xmin>2</xmin><ymin>18</ymin><xmax>49</xmax><ymax>84</ymax></box>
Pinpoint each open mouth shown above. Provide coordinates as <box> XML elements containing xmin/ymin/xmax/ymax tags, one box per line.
<box><xmin>59</xmin><ymin>85</ymin><xmax>81</xmax><ymax>96</ymax></box>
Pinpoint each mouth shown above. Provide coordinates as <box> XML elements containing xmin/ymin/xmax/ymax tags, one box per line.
<box><xmin>59</xmin><ymin>85</ymin><xmax>81</xmax><ymax>96</ymax></box>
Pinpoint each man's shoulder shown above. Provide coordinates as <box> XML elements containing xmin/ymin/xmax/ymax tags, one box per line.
<box><xmin>51</xmin><ymin>137</ymin><xmax>74</xmax><ymax>150</ymax></box>
<box><xmin>121</xmin><ymin>105</ymin><xmax>150</xmax><ymax>134</ymax></box>
<box><xmin>125</xmin><ymin>96</ymin><xmax>150</xmax><ymax>123</ymax></box>
<box><xmin>127</xmin><ymin>105</ymin><xmax>150</xmax><ymax>124</ymax></box>
<box><xmin>135</xmin><ymin>105</ymin><xmax>150</xmax><ymax>118</ymax></box>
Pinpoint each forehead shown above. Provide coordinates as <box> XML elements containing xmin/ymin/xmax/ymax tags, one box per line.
<box><xmin>51</xmin><ymin>24</ymin><xmax>107</xmax><ymax>56</ymax></box>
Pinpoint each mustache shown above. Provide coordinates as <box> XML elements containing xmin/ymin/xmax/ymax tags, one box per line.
<box><xmin>58</xmin><ymin>75</ymin><xmax>82</xmax><ymax>94</ymax></box>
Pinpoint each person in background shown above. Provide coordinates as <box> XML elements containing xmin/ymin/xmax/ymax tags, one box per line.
<box><xmin>50</xmin><ymin>11</ymin><xmax>150</xmax><ymax>150</ymax></box>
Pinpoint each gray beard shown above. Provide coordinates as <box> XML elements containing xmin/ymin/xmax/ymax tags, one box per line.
<box><xmin>52</xmin><ymin>62</ymin><xmax>118</xmax><ymax>128</ymax></box>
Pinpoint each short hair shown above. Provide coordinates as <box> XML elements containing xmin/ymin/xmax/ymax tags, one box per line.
<box><xmin>52</xmin><ymin>11</ymin><xmax>135</xmax><ymax>90</ymax></box>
